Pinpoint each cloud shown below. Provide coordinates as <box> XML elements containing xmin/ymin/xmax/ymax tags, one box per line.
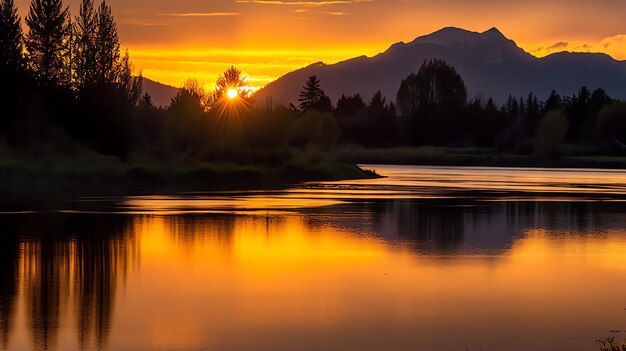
<box><xmin>160</xmin><ymin>12</ymin><xmax>241</xmax><ymax>17</ymax></box>
<box><xmin>121</xmin><ymin>21</ymin><xmax>172</xmax><ymax>26</ymax></box>
<box><xmin>294</xmin><ymin>9</ymin><xmax>349</xmax><ymax>14</ymax></box>
<box><xmin>236</xmin><ymin>0</ymin><xmax>371</xmax><ymax>6</ymax></box>
<box><xmin>546</xmin><ymin>41</ymin><xmax>569</xmax><ymax>50</ymax></box>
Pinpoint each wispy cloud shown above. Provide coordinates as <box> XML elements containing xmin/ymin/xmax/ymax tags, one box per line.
<box><xmin>160</xmin><ymin>12</ymin><xmax>241</xmax><ymax>17</ymax></box>
<box><xmin>121</xmin><ymin>21</ymin><xmax>172</xmax><ymax>26</ymax></box>
<box><xmin>236</xmin><ymin>0</ymin><xmax>371</xmax><ymax>6</ymax></box>
<box><xmin>320</xmin><ymin>11</ymin><xmax>349</xmax><ymax>15</ymax></box>
<box><xmin>546</xmin><ymin>41</ymin><xmax>569</xmax><ymax>50</ymax></box>
<box><xmin>294</xmin><ymin>8</ymin><xmax>349</xmax><ymax>14</ymax></box>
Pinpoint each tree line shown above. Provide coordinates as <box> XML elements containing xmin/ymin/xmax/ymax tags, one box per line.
<box><xmin>0</xmin><ymin>0</ymin><xmax>139</xmax><ymax>158</ymax></box>
<box><xmin>292</xmin><ymin>59</ymin><xmax>626</xmax><ymax>158</ymax></box>
<box><xmin>1</xmin><ymin>0</ymin><xmax>624</xmax><ymax>165</ymax></box>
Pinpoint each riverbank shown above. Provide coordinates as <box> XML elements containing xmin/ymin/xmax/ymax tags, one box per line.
<box><xmin>0</xmin><ymin>156</ymin><xmax>377</xmax><ymax>192</ymax></box>
<box><xmin>337</xmin><ymin>146</ymin><xmax>626</xmax><ymax>169</ymax></box>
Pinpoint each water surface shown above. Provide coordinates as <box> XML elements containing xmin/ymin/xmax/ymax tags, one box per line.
<box><xmin>1</xmin><ymin>165</ymin><xmax>626</xmax><ymax>351</ymax></box>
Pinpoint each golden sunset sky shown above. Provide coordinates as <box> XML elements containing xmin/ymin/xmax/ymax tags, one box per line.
<box><xmin>15</xmin><ymin>0</ymin><xmax>626</xmax><ymax>91</ymax></box>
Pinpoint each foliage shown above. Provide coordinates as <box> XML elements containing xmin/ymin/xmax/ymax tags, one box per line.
<box><xmin>25</xmin><ymin>0</ymin><xmax>70</xmax><ymax>85</ymax></box>
<box><xmin>73</xmin><ymin>0</ymin><xmax>96</xmax><ymax>88</ymax></box>
<box><xmin>297</xmin><ymin>75</ymin><xmax>332</xmax><ymax>113</ymax></box>
<box><xmin>396</xmin><ymin>59</ymin><xmax>468</xmax><ymax>145</ymax></box>
<box><xmin>396</xmin><ymin>58</ymin><xmax>467</xmax><ymax>117</ymax></box>
<box><xmin>212</xmin><ymin>65</ymin><xmax>250</xmax><ymax>103</ymax></box>
<box><xmin>0</xmin><ymin>0</ymin><xmax>25</xmax><ymax>72</ymax></box>
<box><xmin>535</xmin><ymin>110</ymin><xmax>568</xmax><ymax>158</ymax></box>
<box><xmin>595</xmin><ymin>101</ymin><xmax>626</xmax><ymax>149</ymax></box>
<box><xmin>93</xmin><ymin>0</ymin><xmax>119</xmax><ymax>85</ymax></box>
<box><xmin>290</xmin><ymin>109</ymin><xmax>340</xmax><ymax>148</ymax></box>
<box><xmin>0</xmin><ymin>0</ymin><xmax>28</xmax><ymax>134</ymax></box>
<box><xmin>2</xmin><ymin>0</ymin><xmax>626</xmax><ymax>181</ymax></box>
<box><xmin>597</xmin><ymin>337</ymin><xmax>626</xmax><ymax>351</ymax></box>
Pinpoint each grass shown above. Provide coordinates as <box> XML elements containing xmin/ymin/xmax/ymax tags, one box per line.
<box><xmin>336</xmin><ymin>146</ymin><xmax>626</xmax><ymax>169</ymax></box>
<box><xmin>0</xmin><ymin>148</ymin><xmax>377</xmax><ymax>191</ymax></box>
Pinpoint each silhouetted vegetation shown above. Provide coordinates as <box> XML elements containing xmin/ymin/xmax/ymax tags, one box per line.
<box><xmin>319</xmin><ymin>59</ymin><xmax>625</xmax><ymax>166</ymax></box>
<box><xmin>0</xmin><ymin>0</ymin><xmax>372</xmax><ymax>188</ymax></box>
<box><xmin>2</xmin><ymin>0</ymin><xmax>626</xmax><ymax>190</ymax></box>
<box><xmin>598</xmin><ymin>337</ymin><xmax>626</xmax><ymax>351</ymax></box>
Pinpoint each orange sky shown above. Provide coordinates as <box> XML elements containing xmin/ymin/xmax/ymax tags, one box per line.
<box><xmin>15</xmin><ymin>0</ymin><xmax>626</xmax><ymax>91</ymax></box>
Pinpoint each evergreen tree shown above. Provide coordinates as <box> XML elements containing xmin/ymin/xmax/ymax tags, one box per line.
<box><xmin>335</xmin><ymin>94</ymin><xmax>366</xmax><ymax>119</ymax></box>
<box><xmin>544</xmin><ymin>89</ymin><xmax>562</xmax><ymax>113</ymax></box>
<box><xmin>510</xmin><ymin>97</ymin><xmax>519</xmax><ymax>119</ymax></box>
<box><xmin>0</xmin><ymin>0</ymin><xmax>27</xmax><ymax>134</ymax></box>
<box><xmin>94</xmin><ymin>0</ymin><xmax>119</xmax><ymax>85</ymax></box>
<box><xmin>298</xmin><ymin>75</ymin><xmax>331</xmax><ymax>112</ymax></box>
<box><xmin>505</xmin><ymin>94</ymin><xmax>514</xmax><ymax>116</ymax></box>
<box><xmin>119</xmin><ymin>49</ymin><xmax>142</xmax><ymax>105</ymax></box>
<box><xmin>139</xmin><ymin>92</ymin><xmax>153</xmax><ymax>108</ymax></box>
<box><xmin>0</xmin><ymin>0</ymin><xmax>25</xmax><ymax>73</ymax></box>
<box><xmin>485</xmin><ymin>98</ymin><xmax>497</xmax><ymax>113</ymax></box>
<box><xmin>25</xmin><ymin>0</ymin><xmax>70</xmax><ymax>85</ymax></box>
<box><xmin>73</xmin><ymin>0</ymin><xmax>97</xmax><ymax>89</ymax></box>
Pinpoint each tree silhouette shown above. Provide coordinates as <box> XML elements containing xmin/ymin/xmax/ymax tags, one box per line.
<box><xmin>73</xmin><ymin>0</ymin><xmax>97</xmax><ymax>89</ymax></box>
<box><xmin>297</xmin><ymin>75</ymin><xmax>332</xmax><ymax>113</ymax></box>
<box><xmin>396</xmin><ymin>59</ymin><xmax>467</xmax><ymax>117</ymax></box>
<box><xmin>0</xmin><ymin>0</ymin><xmax>25</xmax><ymax>72</ymax></box>
<box><xmin>396</xmin><ymin>59</ymin><xmax>467</xmax><ymax>145</ymax></box>
<box><xmin>94</xmin><ymin>0</ymin><xmax>120</xmax><ymax>85</ymax></box>
<box><xmin>119</xmin><ymin>49</ymin><xmax>142</xmax><ymax>105</ymax></box>
<box><xmin>544</xmin><ymin>89</ymin><xmax>562</xmax><ymax>113</ymax></box>
<box><xmin>212</xmin><ymin>65</ymin><xmax>249</xmax><ymax>102</ymax></box>
<box><xmin>26</xmin><ymin>0</ymin><xmax>70</xmax><ymax>86</ymax></box>
<box><xmin>0</xmin><ymin>0</ymin><xmax>27</xmax><ymax>134</ymax></box>
<box><xmin>335</xmin><ymin>94</ymin><xmax>366</xmax><ymax>119</ymax></box>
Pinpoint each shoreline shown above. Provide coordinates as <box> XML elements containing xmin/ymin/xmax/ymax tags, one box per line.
<box><xmin>0</xmin><ymin>159</ymin><xmax>379</xmax><ymax>193</ymax></box>
<box><xmin>337</xmin><ymin>147</ymin><xmax>626</xmax><ymax>170</ymax></box>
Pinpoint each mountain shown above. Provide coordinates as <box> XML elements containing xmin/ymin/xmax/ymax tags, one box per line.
<box><xmin>255</xmin><ymin>27</ymin><xmax>626</xmax><ymax>105</ymax></box>
<box><xmin>141</xmin><ymin>77</ymin><xmax>179</xmax><ymax>108</ymax></box>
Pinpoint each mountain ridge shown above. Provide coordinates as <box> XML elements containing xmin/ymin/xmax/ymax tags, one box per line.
<box><xmin>254</xmin><ymin>27</ymin><xmax>626</xmax><ymax>106</ymax></box>
<box><xmin>141</xmin><ymin>77</ymin><xmax>180</xmax><ymax>108</ymax></box>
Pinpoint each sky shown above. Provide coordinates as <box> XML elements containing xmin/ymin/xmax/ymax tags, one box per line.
<box><xmin>14</xmin><ymin>0</ymin><xmax>626</xmax><ymax>91</ymax></box>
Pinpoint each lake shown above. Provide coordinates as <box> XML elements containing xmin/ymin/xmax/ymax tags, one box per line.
<box><xmin>1</xmin><ymin>165</ymin><xmax>626</xmax><ymax>351</ymax></box>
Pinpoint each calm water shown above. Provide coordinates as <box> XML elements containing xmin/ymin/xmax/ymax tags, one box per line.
<box><xmin>2</xmin><ymin>165</ymin><xmax>626</xmax><ymax>351</ymax></box>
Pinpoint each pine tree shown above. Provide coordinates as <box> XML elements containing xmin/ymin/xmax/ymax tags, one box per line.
<box><xmin>0</xmin><ymin>0</ymin><xmax>25</xmax><ymax>73</ymax></box>
<box><xmin>544</xmin><ymin>89</ymin><xmax>562</xmax><ymax>113</ymax></box>
<box><xmin>94</xmin><ymin>0</ymin><xmax>119</xmax><ymax>85</ymax></box>
<box><xmin>505</xmin><ymin>94</ymin><xmax>514</xmax><ymax>116</ymax></box>
<box><xmin>73</xmin><ymin>0</ymin><xmax>97</xmax><ymax>89</ymax></box>
<box><xmin>298</xmin><ymin>75</ymin><xmax>326</xmax><ymax>112</ymax></box>
<box><xmin>25</xmin><ymin>0</ymin><xmax>70</xmax><ymax>85</ymax></box>
<box><xmin>119</xmin><ymin>49</ymin><xmax>142</xmax><ymax>105</ymax></box>
<box><xmin>139</xmin><ymin>92</ymin><xmax>153</xmax><ymax>107</ymax></box>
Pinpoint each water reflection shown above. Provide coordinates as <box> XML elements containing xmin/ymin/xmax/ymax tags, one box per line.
<box><xmin>0</xmin><ymin>215</ymin><xmax>137</xmax><ymax>351</ymax></box>
<box><xmin>0</xmin><ymin>221</ymin><xmax>19</xmax><ymax>350</ymax></box>
<box><xmin>1</xmin><ymin>165</ymin><xmax>626</xmax><ymax>350</ymax></box>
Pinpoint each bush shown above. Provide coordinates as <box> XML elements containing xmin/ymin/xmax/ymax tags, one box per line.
<box><xmin>596</xmin><ymin>101</ymin><xmax>626</xmax><ymax>148</ymax></box>
<box><xmin>289</xmin><ymin>110</ymin><xmax>340</xmax><ymax>148</ymax></box>
<box><xmin>536</xmin><ymin>110</ymin><xmax>568</xmax><ymax>158</ymax></box>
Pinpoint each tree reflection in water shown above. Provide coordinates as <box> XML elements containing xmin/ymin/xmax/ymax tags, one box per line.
<box><xmin>0</xmin><ymin>215</ymin><xmax>138</xmax><ymax>350</ymax></box>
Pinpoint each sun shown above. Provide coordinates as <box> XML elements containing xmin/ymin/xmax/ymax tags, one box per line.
<box><xmin>227</xmin><ymin>88</ymin><xmax>238</xmax><ymax>99</ymax></box>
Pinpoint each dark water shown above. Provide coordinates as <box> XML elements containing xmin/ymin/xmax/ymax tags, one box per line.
<box><xmin>1</xmin><ymin>165</ymin><xmax>626</xmax><ymax>351</ymax></box>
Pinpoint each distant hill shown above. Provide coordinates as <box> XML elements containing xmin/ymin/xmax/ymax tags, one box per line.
<box><xmin>141</xmin><ymin>77</ymin><xmax>179</xmax><ymax>108</ymax></box>
<box><xmin>255</xmin><ymin>27</ymin><xmax>626</xmax><ymax>105</ymax></box>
